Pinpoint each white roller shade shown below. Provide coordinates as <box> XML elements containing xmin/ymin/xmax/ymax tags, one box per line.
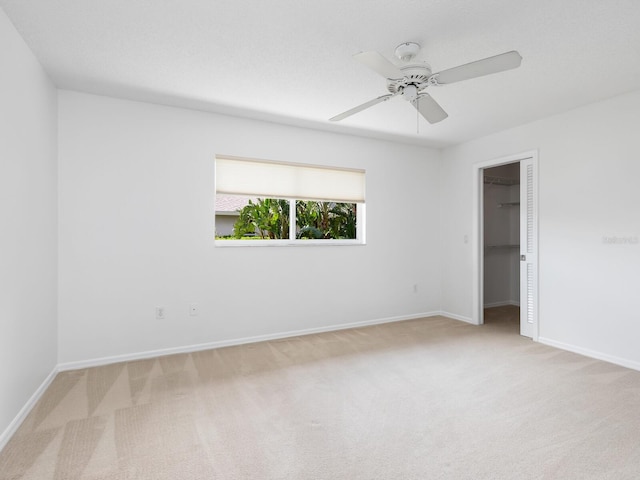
<box><xmin>216</xmin><ymin>156</ymin><xmax>365</xmax><ymax>203</ymax></box>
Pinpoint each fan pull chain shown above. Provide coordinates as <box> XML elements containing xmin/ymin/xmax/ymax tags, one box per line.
<box><xmin>416</xmin><ymin>98</ymin><xmax>420</xmax><ymax>135</ymax></box>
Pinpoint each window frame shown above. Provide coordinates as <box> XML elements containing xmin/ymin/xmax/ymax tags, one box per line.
<box><xmin>214</xmin><ymin>156</ymin><xmax>366</xmax><ymax>247</ymax></box>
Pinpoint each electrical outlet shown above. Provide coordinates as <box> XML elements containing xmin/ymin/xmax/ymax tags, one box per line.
<box><xmin>156</xmin><ymin>306</ymin><xmax>165</xmax><ymax>320</ymax></box>
<box><xmin>189</xmin><ymin>303</ymin><xmax>198</xmax><ymax>316</ymax></box>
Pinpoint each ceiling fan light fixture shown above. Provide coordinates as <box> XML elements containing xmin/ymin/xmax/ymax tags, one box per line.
<box><xmin>402</xmin><ymin>84</ymin><xmax>418</xmax><ymax>102</ymax></box>
<box><xmin>394</xmin><ymin>42</ymin><xmax>420</xmax><ymax>62</ymax></box>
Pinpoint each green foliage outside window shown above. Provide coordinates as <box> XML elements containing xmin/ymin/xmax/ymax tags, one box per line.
<box><xmin>233</xmin><ymin>198</ymin><xmax>290</xmax><ymax>239</ymax></box>
<box><xmin>295</xmin><ymin>201</ymin><xmax>356</xmax><ymax>239</ymax></box>
<box><xmin>232</xmin><ymin>198</ymin><xmax>357</xmax><ymax>240</ymax></box>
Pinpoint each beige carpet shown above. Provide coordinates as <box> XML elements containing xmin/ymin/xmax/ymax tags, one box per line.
<box><xmin>2</xmin><ymin>308</ymin><xmax>640</xmax><ymax>479</ymax></box>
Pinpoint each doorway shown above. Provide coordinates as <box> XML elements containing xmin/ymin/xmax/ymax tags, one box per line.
<box><xmin>483</xmin><ymin>163</ymin><xmax>520</xmax><ymax>332</ymax></box>
<box><xmin>471</xmin><ymin>151</ymin><xmax>538</xmax><ymax>340</ymax></box>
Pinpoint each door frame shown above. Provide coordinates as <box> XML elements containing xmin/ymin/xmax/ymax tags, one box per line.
<box><xmin>471</xmin><ymin>150</ymin><xmax>539</xmax><ymax>340</ymax></box>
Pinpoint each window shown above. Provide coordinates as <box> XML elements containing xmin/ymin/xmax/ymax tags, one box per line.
<box><xmin>215</xmin><ymin>156</ymin><xmax>365</xmax><ymax>245</ymax></box>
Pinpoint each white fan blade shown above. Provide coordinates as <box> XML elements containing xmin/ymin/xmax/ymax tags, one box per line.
<box><xmin>412</xmin><ymin>94</ymin><xmax>448</xmax><ymax>124</ymax></box>
<box><xmin>433</xmin><ymin>51</ymin><xmax>522</xmax><ymax>85</ymax></box>
<box><xmin>330</xmin><ymin>93</ymin><xmax>398</xmax><ymax>122</ymax></box>
<box><xmin>354</xmin><ymin>51</ymin><xmax>405</xmax><ymax>79</ymax></box>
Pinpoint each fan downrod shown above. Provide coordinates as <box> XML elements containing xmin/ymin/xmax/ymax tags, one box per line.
<box><xmin>394</xmin><ymin>42</ymin><xmax>421</xmax><ymax>62</ymax></box>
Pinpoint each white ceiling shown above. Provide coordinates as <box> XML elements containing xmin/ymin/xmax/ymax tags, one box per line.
<box><xmin>2</xmin><ymin>0</ymin><xmax>640</xmax><ymax>148</ymax></box>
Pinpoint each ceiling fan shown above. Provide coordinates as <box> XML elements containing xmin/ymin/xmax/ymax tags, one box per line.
<box><xmin>330</xmin><ymin>42</ymin><xmax>522</xmax><ymax>124</ymax></box>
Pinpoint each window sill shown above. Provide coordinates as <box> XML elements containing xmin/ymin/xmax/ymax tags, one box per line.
<box><xmin>214</xmin><ymin>239</ymin><xmax>365</xmax><ymax>247</ymax></box>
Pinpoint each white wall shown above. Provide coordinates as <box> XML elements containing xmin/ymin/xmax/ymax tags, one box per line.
<box><xmin>441</xmin><ymin>90</ymin><xmax>640</xmax><ymax>367</ymax></box>
<box><xmin>0</xmin><ymin>9</ymin><xmax>58</xmax><ymax>443</ymax></box>
<box><xmin>58</xmin><ymin>91</ymin><xmax>442</xmax><ymax>364</ymax></box>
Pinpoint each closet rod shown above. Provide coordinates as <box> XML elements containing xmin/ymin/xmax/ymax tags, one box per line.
<box><xmin>484</xmin><ymin>175</ymin><xmax>519</xmax><ymax>186</ymax></box>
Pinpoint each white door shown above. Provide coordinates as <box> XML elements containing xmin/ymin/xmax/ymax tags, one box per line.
<box><xmin>519</xmin><ymin>159</ymin><xmax>538</xmax><ymax>338</ymax></box>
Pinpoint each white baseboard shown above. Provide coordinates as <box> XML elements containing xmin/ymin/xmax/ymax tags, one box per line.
<box><xmin>483</xmin><ymin>301</ymin><xmax>520</xmax><ymax>308</ymax></box>
<box><xmin>538</xmin><ymin>337</ymin><xmax>640</xmax><ymax>372</ymax></box>
<box><xmin>0</xmin><ymin>366</ymin><xmax>58</xmax><ymax>452</ymax></box>
<box><xmin>438</xmin><ymin>311</ymin><xmax>476</xmax><ymax>325</ymax></box>
<box><xmin>58</xmin><ymin>311</ymin><xmax>444</xmax><ymax>371</ymax></box>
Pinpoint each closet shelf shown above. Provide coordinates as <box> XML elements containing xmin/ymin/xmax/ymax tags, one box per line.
<box><xmin>497</xmin><ymin>202</ymin><xmax>520</xmax><ymax>208</ymax></box>
<box><xmin>484</xmin><ymin>175</ymin><xmax>519</xmax><ymax>186</ymax></box>
<box><xmin>485</xmin><ymin>244</ymin><xmax>520</xmax><ymax>249</ymax></box>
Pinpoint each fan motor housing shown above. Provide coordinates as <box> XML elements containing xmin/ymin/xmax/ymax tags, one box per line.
<box><xmin>386</xmin><ymin>63</ymin><xmax>433</xmax><ymax>94</ymax></box>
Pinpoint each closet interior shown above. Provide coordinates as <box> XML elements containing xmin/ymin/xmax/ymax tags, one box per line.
<box><xmin>483</xmin><ymin>163</ymin><xmax>520</xmax><ymax>313</ymax></box>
